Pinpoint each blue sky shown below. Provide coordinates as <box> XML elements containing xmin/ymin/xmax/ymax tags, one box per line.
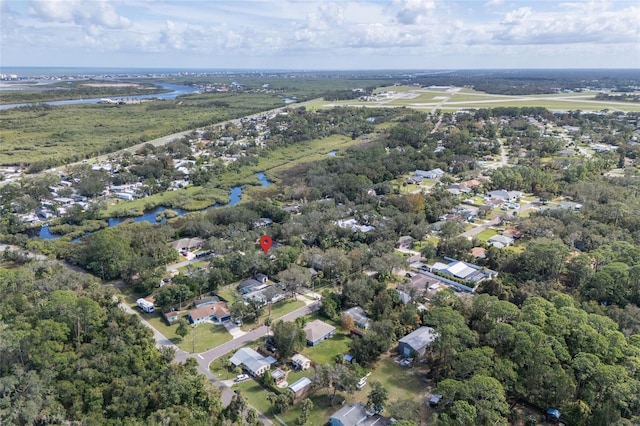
<box><xmin>1</xmin><ymin>0</ymin><xmax>639</xmax><ymax>69</ymax></box>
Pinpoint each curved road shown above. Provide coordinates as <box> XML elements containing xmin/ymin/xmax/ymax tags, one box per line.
<box><xmin>125</xmin><ymin>299</ymin><xmax>319</xmax><ymax>425</ymax></box>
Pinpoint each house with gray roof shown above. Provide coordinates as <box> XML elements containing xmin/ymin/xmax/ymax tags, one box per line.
<box><xmin>344</xmin><ymin>306</ymin><xmax>371</xmax><ymax>329</ymax></box>
<box><xmin>488</xmin><ymin>234</ymin><xmax>515</xmax><ymax>249</ymax></box>
<box><xmin>414</xmin><ymin>168</ymin><xmax>444</xmax><ymax>179</ymax></box>
<box><xmin>397</xmin><ymin>326</ymin><xmax>438</xmax><ymax>356</ymax></box>
<box><xmin>288</xmin><ymin>377</ymin><xmax>312</xmax><ymax>398</ymax></box>
<box><xmin>229</xmin><ymin>347</ymin><xmax>276</xmax><ymax>377</ymax></box>
<box><xmin>238</xmin><ymin>278</ymin><xmax>263</xmax><ymax>294</ymax></box>
<box><xmin>303</xmin><ymin>320</ymin><xmax>336</xmax><ymax>346</ymax></box>
<box><xmin>329</xmin><ymin>403</ymin><xmax>392</xmax><ymax>426</ymax></box>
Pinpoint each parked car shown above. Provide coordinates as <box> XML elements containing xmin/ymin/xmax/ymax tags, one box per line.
<box><xmin>234</xmin><ymin>374</ymin><xmax>250</xmax><ymax>383</ymax></box>
<box><xmin>357</xmin><ymin>378</ymin><xmax>367</xmax><ymax>389</ymax></box>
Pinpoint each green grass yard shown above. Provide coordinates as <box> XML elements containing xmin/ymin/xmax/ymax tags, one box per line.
<box><xmin>178</xmin><ymin>322</ymin><xmax>232</xmax><ymax>353</ymax></box>
<box><xmin>475</xmin><ymin>228</ymin><xmax>499</xmax><ymax>242</ymax></box>
<box><xmin>301</xmin><ymin>332</ymin><xmax>352</xmax><ymax>366</ymax></box>
<box><xmin>241</xmin><ymin>299</ymin><xmax>306</xmax><ymax>331</ymax></box>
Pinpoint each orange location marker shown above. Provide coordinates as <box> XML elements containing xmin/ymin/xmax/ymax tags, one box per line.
<box><xmin>259</xmin><ymin>235</ymin><xmax>273</xmax><ymax>254</ymax></box>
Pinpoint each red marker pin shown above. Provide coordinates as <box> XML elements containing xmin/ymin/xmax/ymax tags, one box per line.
<box><xmin>259</xmin><ymin>235</ymin><xmax>273</xmax><ymax>254</ymax></box>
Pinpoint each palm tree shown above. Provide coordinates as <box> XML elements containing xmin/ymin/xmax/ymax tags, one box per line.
<box><xmin>264</xmin><ymin>317</ymin><xmax>272</xmax><ymax>337</ymax></box>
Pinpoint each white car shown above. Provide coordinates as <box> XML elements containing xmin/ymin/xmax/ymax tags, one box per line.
<box><xmin>357</xmin><ymin>379</ymin><xmax>367</xmax><ymax>389</ymax></box>
<box><xmin>234</xmin><ymin>374</ymin><xmax>250</xmax><ymax>383</ymax></box>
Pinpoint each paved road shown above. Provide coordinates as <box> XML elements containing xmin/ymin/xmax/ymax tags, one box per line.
<box><xmin>127</xmin><ymin>299</ymin><xmax>318</xmax><ymax>426</ymax></box>
<box><xmin>0</xmin><ymin>104</ymin><xmax>299</xmax><ymax>187</ymax></box>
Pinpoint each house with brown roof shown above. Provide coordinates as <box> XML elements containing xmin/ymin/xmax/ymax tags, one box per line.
<box><xmin>187</xmin><ymin>301</ymin><xmax>231</xmax><ymax>325</ymax></box>
<box><xmin>303</xmin><ymin>319</ymin><xmax>336</xmax><ymax>346</ymax></box>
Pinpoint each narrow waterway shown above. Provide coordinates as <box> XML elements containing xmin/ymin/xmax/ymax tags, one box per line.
<box><xmin>35</xmin><ymin>173</ymin><xmax>272</xmax><ymax>239</ymax></box>
<box><xmin>0</xmin><ymin>83</ymin><xmax>199</xmax><ymax>110</ymax></box>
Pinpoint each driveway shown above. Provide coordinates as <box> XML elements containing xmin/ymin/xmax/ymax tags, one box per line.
<box><xmin>461</xmin><ymin>199</ymin><xmax>539</xmax><ymax>239</ymax></box>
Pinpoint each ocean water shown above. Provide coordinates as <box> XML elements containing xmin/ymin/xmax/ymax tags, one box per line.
<box><xmin>0</xmin><ymin>67</ymin><xmax>272</xmax><ymax>78</ymax></box>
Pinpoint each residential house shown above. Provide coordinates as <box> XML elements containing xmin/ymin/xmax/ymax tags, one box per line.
<box><xmin>471</xmin><ymin>247</ymin><xmax>487</xmax><ymax>259</ymax></box>
<box><xmin>229</xmin><ymin>347</ymin><xmax>276</xmax><ymax>377</ymax></box>
<box><xmin>414</xmin><ymin>168</ymin><xmax>444</xmax><ymax>179</ymax></box>
<box><xmin>343</xmin><ymin>306</ymin><xmax>371</xmax><ymax>329</ymax></box>
<box><xmin>329</xmin><ymin>403</ymin><xmax>392</xmax><ymax>426</ymax></box>
<box><xmin>485</xmin><ymin>190</ymin><xmax>522</xmax><ymax>202</ymax></box>
<box><xmin>291</xmin><ymin>354</ymin><xmax>311</xmax><ymax>371</ymax></box>
<box><xmin>271</xmin><ymin>369</ymin><xmax>286</xmax><ymax>384</ymax></box>
<box><xmin>170</xmin><ymin>237</ymin><xmax>204</xmax><ymax>252</ymax></box>
<box><xmin>396</xmin><ymin>289</ymin><xmax>412</xmax><ymax>304</ymax></box>
<box><xmin>253</xmin><ymin>218</ymin><xmax>274</xmax><ymax>228</ymax></box>
<box><xmin>447</xmin><ymin>183</ymin><xmax>471</xmax><ymax>196</ymax></box>
<box><xmin>163</xmin><ymin>311</ymin><xmax>179</xmax><ymax>325</ymax></box>
<box><xmin>488</xmin><ymin>234</ymin><xmax>515</xmax><ymax>249</ymax></box>
<box><xmin>242</xmin><ymin>285</ymin><xmax>284</xmax><ymax>305</ymax></box>
<box><xmin>429</xmin><ymin>259</ymin><xmax>497</xmax><ymax>283</ymax></box>
<box><xmin>397</xmin><ymin>326</ymin><xmax>439</xmax><ymax>356</ymax></box>
<box><xmin>238</xmin><ymin>278</ymin><xmax>263</xmax><ymax>294</ymax></box>
<box><xmin>395</xmin><ymin>235</ymin><xmax>414</xmax><ymax>250</ymax></box>
<box><xmin>187</xmin><ymin>301</ymin><xmax>231</xmax><ymax>325</ymax></box>
<box><xmin>288</xmin><ymin>377</ymin><xmax>312</xmax><ymax>399</ymax></box>
<box><xmin>303</xmin><ymin>320</ymin><xmax>336</xmax><ymax>346</ymax></box>
<box><xmin>255</xmin><ymin>273</ymin><xmax>269</xmax><ymax>284</ymax></box>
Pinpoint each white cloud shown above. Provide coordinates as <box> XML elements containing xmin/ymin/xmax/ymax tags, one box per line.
<box><xmin>494</xmin><ymin>3</ymin><xmax>640</xmax><ymax>45</ymax></box>
<box><xmin>28</xmin><ymin>0</ymin><xmax>131</xmax><ymax>30</ymax></box>
<box><xmin>2</xmin><ymin>0</ymin><xmax>638</xmax><ymax>68</ymax></box>
<box><xmin>394</xmin><ymin>0</ymin><xmax>438</xmax><ymax>25</ymax></box>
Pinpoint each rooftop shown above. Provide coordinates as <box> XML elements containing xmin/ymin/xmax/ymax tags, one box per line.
<box><xmin>399</xmin><ymin>326</ymin><xmax>439</xmax><ymax>352</ymax></box>
<box><xmin>304</xmin><ymin>319</ymin><xmax>336</xmax><ymax>343</ymax></box>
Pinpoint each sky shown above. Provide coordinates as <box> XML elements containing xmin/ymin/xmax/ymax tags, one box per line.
<box><xmin>1</xmin><ymin>0</ymin><xmax>639</xmax><ymax>70</ymax></box>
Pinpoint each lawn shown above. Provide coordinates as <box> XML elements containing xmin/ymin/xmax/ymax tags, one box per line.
<box><xmin>241</xmin><ymin>299</ymin><xmax>306</xmax><ymax>331</ymax></box>
<box><xmin>475</xmin><ymin>228</ymin><xmax>499</xmax><ymax>242</ymax></box>
<box><xmin>177</xmin><ymin>322</ymin><xmax>232</xmax><ymax>353</ymax></box>
<box><xmin>301</xmin><ymin>332</ymin><xmax>352</xmax><ymax>365</ymax></box>
<box><xmin>366</xmin><ymin>356</ymin><xmax>429</xmax><ymax>403</ymax></box>
<box><xmin>230</xmin><ymin>350</ymin><xmax>429</xmax><ymax>425</ymax></box>
<box><xmin>216</xmin><ymin>284</ymin><xmax>240</xmax><ymax>304</ymax></box>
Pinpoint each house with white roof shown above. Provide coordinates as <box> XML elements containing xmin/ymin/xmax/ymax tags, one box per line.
<box><xmin>430</xmin><ymin>258</ymin><xmax>497</xmax><ymax>284</ymax></box>
<box><xmin>485</xmin><ymin>190</ymin><xmax>522</xmax><ymax>202</ymax></box>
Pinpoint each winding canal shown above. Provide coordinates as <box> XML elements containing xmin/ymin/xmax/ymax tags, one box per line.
<box><xmin>35</xmin><ymin>173</ymin><xmax>272</xmax><ymax>239</ymax></box>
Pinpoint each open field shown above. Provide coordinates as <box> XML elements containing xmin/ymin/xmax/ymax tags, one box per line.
<box><xmin>315</xmin><ymin>87</ymin><xmax>640</xmax><ymax>112</ymax></box>
<box><xmin>0</xmin><ymin>93</ymin><xmax>285</xmax><ymax>166</ymax></box>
